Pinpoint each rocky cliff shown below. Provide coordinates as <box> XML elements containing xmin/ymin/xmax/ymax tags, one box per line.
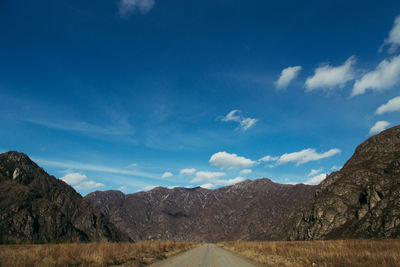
<box><xmin>0</xmin><ymin>151</ymin><xmax>128</xmax><ymax>243</ymax></box>
<box><xmin>86</xmin><ymin>179</ymin><xmax>316</xmax><ymax>242</ymax></box>
<box><xmin>289</xmin><ymin>125</ymin><xmax>400</xmax><ymax>240</ymax></box>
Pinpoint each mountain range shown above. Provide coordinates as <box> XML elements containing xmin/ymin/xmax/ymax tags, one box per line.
<box><xmin>1</xmin><ymin>126</ymin><xmax>400</xmax><ymax>243</ymax></box>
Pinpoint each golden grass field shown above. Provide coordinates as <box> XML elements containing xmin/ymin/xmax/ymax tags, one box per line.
<box><xmin>218</xmin><ymin>239</ymin><xmax>400</xmax><ymax>267</ymax></box>
<box><xmin>0</xmin><ymin>241</ymin><xmax>198</xmax><ymax>267</ymax></box>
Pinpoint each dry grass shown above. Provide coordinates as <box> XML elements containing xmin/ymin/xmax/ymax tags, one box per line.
<box><xmin>218</xmin><ymin>239</ymin><xmax>400</xmax><ymax>267</ymax></box>
<box><xmin>0</xmin><ymin>241</ymin><xmax>198</xmax><ymax>267</ymax></box>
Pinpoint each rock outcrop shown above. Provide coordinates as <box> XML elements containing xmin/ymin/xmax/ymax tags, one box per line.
<box><xmin>288</xmin><ymin>126</ymin><xmax>400</xmax><ymax>240</ymax></box>
<box><xmin>0</xmin><ymin>151</ymin><xmax>128</xmax><ymax>243</ymax></box>
<box><xmin>86</xmin><ymin>179</ymin><xmax>316</xmax><ymax>242</ymax></box>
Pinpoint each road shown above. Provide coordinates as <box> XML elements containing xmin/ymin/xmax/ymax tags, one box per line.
<box><xmin>150</xmin><ymin>244</ymin><xmax>259</xmax><ymax>267</ymax></box>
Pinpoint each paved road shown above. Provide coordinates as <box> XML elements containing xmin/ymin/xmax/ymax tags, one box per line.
<box><xmin>150</xmin><ymin>244</ymin><xmax>259</xmax><ymax>267</ymax></box>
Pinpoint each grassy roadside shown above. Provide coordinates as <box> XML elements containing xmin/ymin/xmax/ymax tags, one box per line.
<box><xmin>0</xmin><ymin>241</ymin><xmax>198</xmax><ymax>266</ymax></box>
<box><xmin>218</xmin><ymin>239</ymin><xmax>400</xmax><ymax>267</ymax></box>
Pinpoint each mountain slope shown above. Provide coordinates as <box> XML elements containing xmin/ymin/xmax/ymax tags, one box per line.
<box><xmin>0</xmin><ymin>151</ymin><xmax>127</xmax><ymax>243</ymax></box>
<box><xmin>86</xmin><ymin>179</ymin><xmax>316</xmax><ymax>242</ymax></box>
<box><xmin>288</xmin><ymin>125</ymin><xmax>400</xmax><ymax>240</ymax></box>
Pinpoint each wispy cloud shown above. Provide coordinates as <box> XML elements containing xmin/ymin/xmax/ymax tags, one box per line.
<box><xmin>161</xmin><ymin>171</ymin><xmax>173</xmax><ymax>179</ymax></box>
<box><xmin>260</xmin><ymin>148</ymin><xmax>341</xmax><ymax>166</ymax></box>
<box><xmin>119</xmin><ymin>0</ymin><xmax>155</xmax><ymax>16</ymax></box>
<box><xmin>369</xmin><ymin>121</ymin><xmax>390</xmax><ymax>135</ymax></box>
<box><xmin>239</xmin><ymin>169</ymin><xmax>252</xmax><ymax>175</ymax></box>
<box><xmin>305</xmin><ymin>173</ymin><xmax>327</xmax><ymax>185</ymax></box>
<box><xmin>376</xmin><ymin>96</ymin><xmax>400</xmax><ymax>115</ymax></box>
<box><xmin>179</xmin><ymin>168</ymin><xmax>196</xmax><ymax>176</ymax></box>
<box><xmin>24</xmin><ymin>118</ymin><xmax>136</xmax><ymax>143</ymax></box>
<box><xmin>209</xmin><ymin>151</ymin><xmax>255</xmax><ymax>169</ymax></box>
<box><xmin>307</xmin><ymin>168</ymin><xmax>323</xmax><ymax>177</ymax></box>
<box><xmin>275</xmin><ymin>66</ymin><xmax>302</xmax><ymax>90</ymax></box>
<box><xmin>380</xmin><ymin>15</ymin><xmax>400</xmax><ymax>53</ymax></box>
<box><xmin>191</xmin><ymin>171</ymin><xmax>226</xmax><ymax>183</ymax></box>
<box><xmin>34</xmin><ymin>158</ymin><xmax>159</xmax><ymax>179</ymax></box>
<box><xmin>305</xmin><ymin>56</ymin><xmax>356</xmax><ymax>92</ymax></box>
<box><xmin>352</xmin><ymin>55</ymin><xmax>400</xmax><ymax>97</ymax></box>
<box><xmin>220</xmin><ymin>110</ymin><xmax>258</xmax><ymax>131</ymax></box>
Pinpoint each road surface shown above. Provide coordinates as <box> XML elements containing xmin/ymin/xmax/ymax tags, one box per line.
<box><xmin>150</xmin><ymin>244</ymin><xmax>259</xmax><ymax>267</ymax></box>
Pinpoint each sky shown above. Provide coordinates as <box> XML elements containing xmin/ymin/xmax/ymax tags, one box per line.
<box><xmin>1</xmin><ymin>0</ymin><xmax>400</xmax><ymax>195</ymax></box>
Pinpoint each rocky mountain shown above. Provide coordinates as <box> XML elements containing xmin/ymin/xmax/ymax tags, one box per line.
<box><xmin>0</xmin><ymin>151</ymin><xmax>128</xmax><ymax>243</ymax></box>
<box><xmin>86</xmin><ymin>179</ymin><xmax>316</xmax><ymax>242</ymax></box>
<box><xmin>288</xmin><ymin>125</ymin><xmax>400</xmax><ymax>240</ymax></box>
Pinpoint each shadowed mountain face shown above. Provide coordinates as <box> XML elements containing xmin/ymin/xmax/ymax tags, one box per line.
<box><xmin>288</xmin><ymin>126</ymin><xmax>400</xmax><ymax>240</ymax></box>
<box><xmin>86</xmin><ymin>179</ymin><xmax>317</xmax><ymax>242</ymax></box>
<box><xmin>0</xmin><ymin>151</ymin><xmax>128</xmax><ymax>243</ymax></box>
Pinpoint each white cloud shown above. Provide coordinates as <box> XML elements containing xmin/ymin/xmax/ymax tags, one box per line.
<box><xmin>119</xmin><ymin>185</ymin><xmax>127</xmax><ymax>191</ymax></box>
<box><xmin>305</xmin><ymin>56</ymin><xmax>356</xmax><ymax>91</ymax></box>
<box><xmin>380</xmin><ymin>15</ymin><xmax>400</xmax><ymax>53</ymax></box>
<box><xmin>305</xmin><ymin>173</ymin><xmax>327</xmax><ymax>185</ymax></box>
<box><xmin>275</xmin><ymin>66</ymin><xmax>302</xmax><ymax>90</ymax></box>
<box><xmin>61</xmin><ymin>172</ymin><xmax>104</xmax><ymax>190</ymax></box>
<box><xmin>191</xmin><ymin>171</ymin><xmax>226</xmax><ymax>183</ymax></box>
<box><xmin>144</xmin><ymin>185</ymin><xmax>157</xmax><ymax>191</ymax></box>
<box><xmin>209</xmin><ymin>151</ymin><xmax>256</xmax><ymax>169</ymax></box>
<box><xmin>215</xmin><ymin>177</ymin><xmax>245</xmax><ymax>186</ymax></box>
<box><xmin>119</xmin><ymin>0</ymin><xmax>155</xmax><ymax>16</ymax></box>
<box><xmin>179</xmin><ymin>168</ymin><xmax>196</xmax><ymax>176</ymax></box>
<box><xmin>259</xmin><ymin>155</ymin><xmax>279</xmax><ymax>162</ymax></box>
<box><xmin>240</xmin><ymin>118</ymin><xmax>258</xmax><ymax>130</ymax></box>
<box><xmin>330</xmin><ymin>165</ymin><xmax>342</xmax><ymax>171</ymax></box>
<box><xmin>376</xmin><ymin>96</ymin><xmax>400</xmax><ymax>115</ymax></box>
<box><xmin>307</xmin><ymin>168</ymin><xmax>323</xmax><ymax>177</ymax></box>
<box><xmin>162</xmin><ymin>171</ymin><xmax>173</xmax><ymax>179</ymax></box>
<box><xmin>167</xmin><ymin>185</ymin><xmax>180</xmax><ymax>189</ymax></box>
<box><xmin>200</xmin><ymin>183</ymin><xmax>214</xmax><ymax>189</ymax></box>
<box><xmin>278</xmin><ymin>148</ymin><xmax>341</xmax><ymax>166</ymax></box>
<box><xmin>221</xmin><ymin>110</ymin><xmax>258</xmax><ymax>131</ymax></box>
<box><xmin>352</xmin><ymin>55</ymin><xmax>400</xmax><ymax>97</ymax></box>
<box><xmin>369</xmin><ymin>121</ymin><xmax>390</xmax><ymax>135</ymax></box>
<box><xmin>61</xmin><ymin>173</ymin><xmax>87</xmax><ymax>184</ymax></box>
<box><xmin>240</xmin><ymin>169</ymin><xmax>252</xmax><ymax>175</ymax></box>
<box><xmin>75</xmin><ymin>181</ymin><xmax>105</xmax><ymax>190</ymax></box>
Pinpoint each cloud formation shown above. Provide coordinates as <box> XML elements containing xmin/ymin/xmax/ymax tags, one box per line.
<box><xmin>259</xmin><ymin>155</ymin><xmax>279</xmax><ymax>162</ymax></box>
<box><xmin>179</xmin><ymin>168</ymin><xmax>196</xmax><ymax>176</ymax></box>
<box><xmin>119</xmin><ymin>0</ymin><xmax>155</xmax><ymax>16</ymax></box>
<box><xmin>200</xmin><ymin>177</ymin><xmax>245</xmax><ymax>189</ymax></box>
<box><xmin>162</xmin><ymin>172</ymin><xmax>173</xmax><ymax>179</ymax></box>
<box><xmin>380</xmin><ymin>15</ymin><xmax>400</xmax><ymax>53</ymax></box>
<box><xmin>209</xmin><ymin>151</ymin><xmax>256</xmax><ymax>169</ymax></box>
<box><xmin>305</xmin><ymin>56</ymin><xmax>356</xmax><ymax>91</ymax></box>
<box><xmin>376</xmin><ymin>96</ymin><xmax>400</xmax><ymax>115</ymax></box>
<box><xmin>221</xmin><ymin>110</ymin><xmax>258</xmax><ymax>131</ymax></box>
<box><xmin>61</xmin><ymin>172</ymin><xmax>104</xmax><ymax>190</ymax></box>
<box><xmin>369</xmin><ymin>121</ymin><xmax>390</xmax><ymax>135</ymax></box>
<box><xmin>278</xmin><ymin>148</ymin><xmax>341</xmax><ymax>166</ymax></box>
<box><xmin>275</xmin><ymin>66</ymin><xmax>302</xmax><ymax>90</ymax></box>
<box><xmin>305</xmin><ymin>173</ymin><xmax>327</xmax><ymax>185</ymax></box>
<box><xmin>191</xmin><ymin>171</ymin><xmax>226</xmax><ymax>183</ymax></box>
<box><xmin>240</xmin><ymin>169</ymin><xmax>252</xmax><ymax>175</ymax></box>
<box><xmin>308</xmin><ymin>168</ymin><xmax>323</xmax><ymax>177</ymax></box>
<box><xmin>352</xmin><ymin>55</ymin><xmax>400</xmax><ymax>97</ymax></box>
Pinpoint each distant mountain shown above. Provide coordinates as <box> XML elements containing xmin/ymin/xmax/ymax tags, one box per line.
<box><xmin>86</xmin><ymin>179</ymin><xmax>316</xmax><ymax>242</ymax></box>
<box><xmin>3</xmin><ymin>125</ymin><xmax>399</xmax><ymax>243</ymax></box>
<box><xmin>288</xmin><ymin>126</ymin><xmax>400</xmax><ymax>240</ymax></box>
<box><xmin>0</xmin><ymin>151</ymin><xmax>128</xmax><ymax>243</ymax></box>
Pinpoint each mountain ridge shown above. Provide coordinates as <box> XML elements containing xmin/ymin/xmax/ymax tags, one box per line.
<box><xmin>0</xmin><ymin>151</ymin><xmax>128</xmax><ymax>243</ymax></box>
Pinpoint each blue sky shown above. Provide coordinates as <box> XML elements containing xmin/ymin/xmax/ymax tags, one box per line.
<box><xmin>1</xmin><ymin>0</ymin><xmax>400</xmax><ymax>195</ymax></box>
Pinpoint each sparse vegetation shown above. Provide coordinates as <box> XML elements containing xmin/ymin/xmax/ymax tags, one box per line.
<box><xmin>218</xmin><ymin>239</ymin><xmax>400</xmax><ymax>267</ymax></box>
<box><xmin>0</xmin><ymin>241</ymin><xmax>198</xmax><ymax>266</ymax></box>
